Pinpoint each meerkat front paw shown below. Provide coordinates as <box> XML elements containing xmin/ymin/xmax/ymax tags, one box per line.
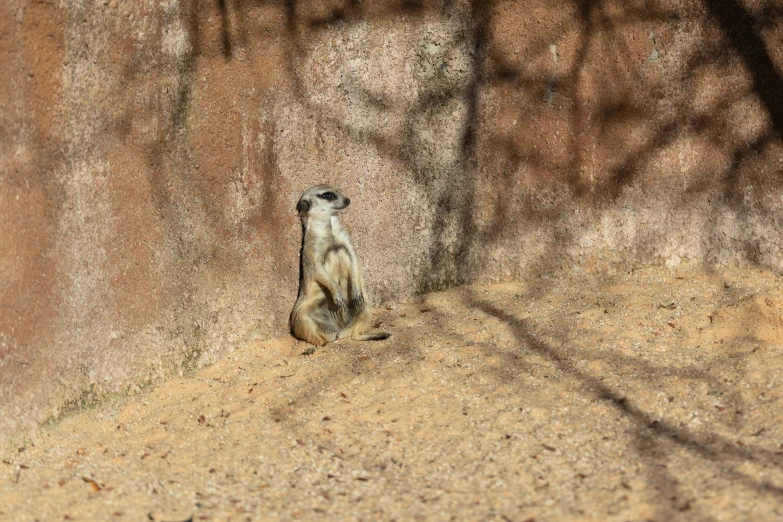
<box><xmin>333</xmin><ymin>294</ymin><xmax>348</xmax><ymax>311</ymax></box>
<box><xmin>350</xmin><ymin>293</ymin><xmax>365</xmax><ymax>311</ymax></box>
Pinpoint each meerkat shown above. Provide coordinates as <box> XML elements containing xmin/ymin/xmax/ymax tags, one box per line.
<box><xmin>290</xmin><ymin>184</ymin><xmax>390</xmax><ymax>347</ymax></box>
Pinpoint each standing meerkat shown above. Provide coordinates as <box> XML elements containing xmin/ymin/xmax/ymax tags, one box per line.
<box><xmin>290</xmin><ymin>184</ymin><xmax>390</xmax><ymax>347</ymax></box>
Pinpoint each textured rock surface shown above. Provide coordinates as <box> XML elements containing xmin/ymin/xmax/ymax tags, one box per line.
<box><xmin>1</xmin><ymin>0</ymin><xmax>782</xmax><ymax>448</ymax></box>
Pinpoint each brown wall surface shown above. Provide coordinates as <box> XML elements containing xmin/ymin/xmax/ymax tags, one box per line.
<box><xmin>1</xmin><ymin>0</ymin><xmax>782</xmax><ymax>449</ymax></box>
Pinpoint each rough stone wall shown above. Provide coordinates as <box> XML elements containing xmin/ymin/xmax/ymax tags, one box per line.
<box><xmin>1</xmin><ymin>0</ymin><xmax>782</xmax><ymax>449</ymax></box>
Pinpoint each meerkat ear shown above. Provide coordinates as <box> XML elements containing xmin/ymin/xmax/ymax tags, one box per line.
<box><xmin>296</xmin><ymin>199</ymin><xmax>311</xmax><ymax>214</ymax></box>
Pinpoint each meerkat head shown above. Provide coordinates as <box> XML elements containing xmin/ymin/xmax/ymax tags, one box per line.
<box><xmin>296</xmin><ymin>184</ymin><xmax>351</xmax><ymax>220</ymax></box>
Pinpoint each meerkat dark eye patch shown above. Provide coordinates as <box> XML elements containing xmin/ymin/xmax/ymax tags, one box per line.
<box><xmin>318</xmin><ymin>192</ymin><xmax>337</xmax><ymax>201</ymax></box>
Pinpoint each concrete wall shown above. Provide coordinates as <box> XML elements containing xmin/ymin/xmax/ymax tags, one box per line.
<box><xmin>1</xmin><ymin>0</ymin><xmax>782</xmax><ymax>449</ymax></box>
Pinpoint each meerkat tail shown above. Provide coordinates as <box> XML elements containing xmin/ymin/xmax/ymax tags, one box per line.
<box><xmin>353</xmin><ymin>332</ymin><xmax>391</xmax><ymax>341</ymax></box>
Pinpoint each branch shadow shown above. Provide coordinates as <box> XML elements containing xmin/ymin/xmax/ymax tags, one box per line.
<box><xmin>134</xmin><ymin>0</ymin><xmax>783</xmax><ymax>299</ymax></box>
<box><xmin>466</xmin><ymin>290</ymin><xmax>783</xmax><ymax>518</ymax></box>
<box><xmin>704</xmin><ymin>0</ymin><xmax>783</xmax><ymax>138</ymax></box>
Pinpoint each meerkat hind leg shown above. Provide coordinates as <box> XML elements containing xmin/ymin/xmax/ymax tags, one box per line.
<box><xmin>294</xmin><ymin>306</ymin><xmax>338</xmax><ymax>346</ymax></box>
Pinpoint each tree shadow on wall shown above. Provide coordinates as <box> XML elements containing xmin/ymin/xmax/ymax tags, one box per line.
<box><xmin>156</xmin><ymin>0</ymin><xmax>783</xmax><ymax>292</ymax></box>
<box><xmin>495</xmin><ymin>0</ymin><xmax>782</xmax><ymax>276</ymax></box>
<box><xmin>231</xmin><ymin>0</ymin><xmax>781</xmax><ymax>292</ymax></box>
<box><xmin>193</xmin><ymin>0</ymin><xmax>783</xmax><ymax>321</ymax></box>
<box><xmin>182</xmin><ymin>0</ymin><xmax>783</xmax><ymax>319</ymax></box>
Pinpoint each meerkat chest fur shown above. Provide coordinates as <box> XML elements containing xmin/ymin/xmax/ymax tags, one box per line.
<box><xmin>328</xmin><ymin>216</ymin><xmax>352</xmax><ymax>247</ymax></box>
<box><xmin>322</xmin><ymin>216</ymin><xmax>353</xmax><ymax>287</ymax></box>
<box><xmin>300</xmin><ymin>214</ymin><xmax>354</xmax><ymax>294</ymax></box>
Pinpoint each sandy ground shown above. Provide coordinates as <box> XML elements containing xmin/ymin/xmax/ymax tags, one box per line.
<box><xmin>1</xmin><ymin>264</ymin><xmax>782</xmax><ymax>521</ymax></box>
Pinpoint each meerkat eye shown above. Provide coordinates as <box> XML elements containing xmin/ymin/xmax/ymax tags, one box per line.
<box><xmin>318</xmin><ymin>192</ymin><xmax>337</xmax><ymax>201</ymax></box>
